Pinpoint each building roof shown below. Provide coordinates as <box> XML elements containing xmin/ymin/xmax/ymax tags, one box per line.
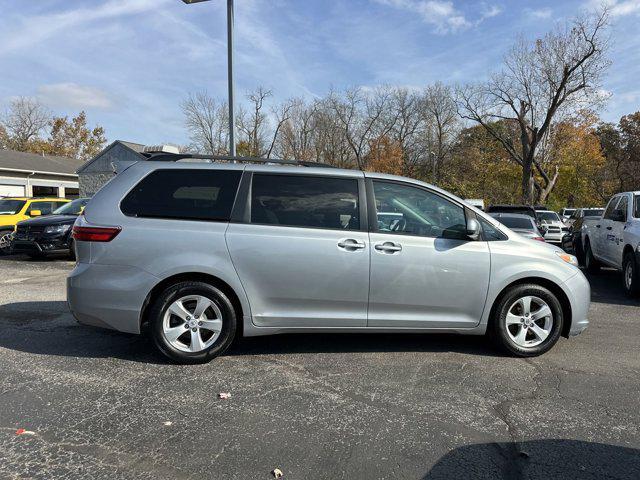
<box><xmin>0</xmin><ymin>149</ymin><xmax>83</xmax><ymax>175</ymax></box>
<box><xmin>76</xmin><ymin>140</ymin><xmax>146</xmax><ymax>174</ymax></box>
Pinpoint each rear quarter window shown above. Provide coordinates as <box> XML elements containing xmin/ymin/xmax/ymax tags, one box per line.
<box><xmin>121</xmin><ymin>169</ymin><xmax>242</xmax><ymax>221</ymax></box>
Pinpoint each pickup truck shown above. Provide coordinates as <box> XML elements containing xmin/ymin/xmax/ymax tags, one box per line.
<box><xmin>582</xmin><ymin>191</ymin><xmax>640</xmax><ymax>296</ymax></box>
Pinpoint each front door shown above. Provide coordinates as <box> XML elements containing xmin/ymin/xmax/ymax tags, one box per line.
<box><xmin>226</xmin><ymin>172</ymin><xmax>370</xmax><ymax>328</ymax></box>
<box><xmin>598</xmin><ymin>196</ymin><xmax>621</xmax><ymax>265</ymax></box>
<box><xmin>367</xmin><ymin>179</ymin><xmax>490</xmax><ymax>328</ymax></box>
<box><xmin>608</xmin><ymin>194</ymin><xmax>628</xmax><ymax>267</ymax></box>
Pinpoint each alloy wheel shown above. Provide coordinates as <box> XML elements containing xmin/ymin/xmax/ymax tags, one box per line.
<box><xmin>162</xmin><ymin>295</ymin><xmax>223</xmax><ymax>353</ymax></box>
<box><xmin>0</xmin><ymin>233</ymin><xmax>12</xmax><ymax>254</ymax></box>
<box><xmin>505</xmin><ymin>295</ymin><xmax>554</xmax><ymax>348</ymax></box>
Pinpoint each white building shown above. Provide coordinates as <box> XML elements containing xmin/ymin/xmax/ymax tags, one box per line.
<box><xmin>0</xmin><ymin>149</ymin><xmax>83</xmax><ymax>198</ymax></box>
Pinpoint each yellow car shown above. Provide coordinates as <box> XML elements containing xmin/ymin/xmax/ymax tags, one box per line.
<box><xmin>0</xmin><ymin>197</ymin><xmax>71</xmax><ymax>254</ymax></box>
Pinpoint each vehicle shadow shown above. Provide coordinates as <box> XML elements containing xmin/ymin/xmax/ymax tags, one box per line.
<box><xmin>0</xmin><ymin>301</ymin><xmax>169</xmax><ymax>364</ymax></box>
<box><xmin>0</xmin><ymin>253</ymin><xmax>73</xmax><ymax>263</ymax></box>
<box><xmin>585</xmin><ymin>267</ymin><xmax>639</xmax><ymax>307</ymax></box>
<box><xmin>422</xmin><ymin>439</ymin><xmax>640</xmax><ymax>479</ymax></box>
<box><xmin>0</xmin><ymin>300</ymin><xmax>504</xmax><ymax>361</ymax></box>
<box><xmin>228</xmin><ymin>332</ymin><xmax>502</xmax><ymax>357</ymax></box>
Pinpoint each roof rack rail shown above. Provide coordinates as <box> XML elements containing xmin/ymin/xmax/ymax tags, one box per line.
<box><xmin>142</xmin><ymin>152</ymin><xmax>336</xmax><ymax>168</ymax></box>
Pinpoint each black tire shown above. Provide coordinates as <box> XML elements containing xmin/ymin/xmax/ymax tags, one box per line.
<box><xmin>491</xmin><ymin>284</ymin><xmax>564</xmax><ymax>357</ymax></box>
<box><xmin>149</xmin><ymin>281</ymin><xmax>237</xmax><ymax>364</ymax></box>
<box><xmin>584</xmin><ymin>240</ymin><xmax>600</xmax><ymax>273</ymax></box>
<box><xmin>574</xmin><ymin>239</ymin><xmax>585</xmax><ymax>266</ymax></box>
<box><xmin>622</xmin><ymin>251</ymin><xmax>640</xmax><ymax>298</ymax></box>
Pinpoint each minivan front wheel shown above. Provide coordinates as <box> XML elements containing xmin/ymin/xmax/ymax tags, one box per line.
<box><xmin>149</xmin><ymin>281</ymin><xmax>237</xmax><ymax>364</ymax></box>
<box><xmin>492</xmin><ymin>284</ymin><xmax>563</xmax><ymax>357</ymax></box>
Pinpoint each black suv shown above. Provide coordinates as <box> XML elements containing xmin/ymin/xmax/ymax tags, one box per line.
<box><xmin>12</xmin><ymin>198</ymin><xmax>90</xmax><ymax>258</ymax></box>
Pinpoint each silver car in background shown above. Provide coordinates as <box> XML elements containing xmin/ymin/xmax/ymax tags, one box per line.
<box><xmin>489</xmin><ymin>213</ymin><xmax>546</xmax><ymax>242</ymax></box>
<box><xmin>67</xmin><ymin>156</ymin><xmax>590</xmax><ymax>363</ymax></box>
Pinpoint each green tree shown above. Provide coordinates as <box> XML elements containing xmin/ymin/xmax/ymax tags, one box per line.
<box><xmin>546</xmin><ymin>111</ymin><xmax>609</xmax><ymax>209</ymax></box>
<box><xmin>442</xmin><ymin>122</ymin><xmax>521</xmax><ymax>205</ymax></box>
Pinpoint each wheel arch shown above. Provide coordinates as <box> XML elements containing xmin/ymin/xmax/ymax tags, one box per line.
<box><xmin>488</xmin><ymin>277</ymin><xmax>573</xmax><ymax>338</ymax></box>
<box><xmin>140</xmin><ymin>272</ymin><xmax>244</xmax><ymax>337</ymax></box>
<box><xmin>623</xmin><ymin>243</ymin><xmax>635</xmax><ymax>259</ymax></box>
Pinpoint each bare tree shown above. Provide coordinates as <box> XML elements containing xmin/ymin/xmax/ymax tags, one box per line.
<box><xmin>456</xmin><ymin>8</ymin><xmax>610</xmax><ymax>203</ymax></box>
<box><xmin>273</xmin><ymin>98</ymin><xmax>316</xmax><ymax>160</ymax></box>
<box><xmin>0</xmin><ymin>124</ymin><xmax>8</xmax><ymax>150</ymax></box>
<box><xmin>236</xmin><ymin>87</ymin><xmax>273</xmax><ymax>157</ymax></box>
<box><xmin>2</xmin><ymin>97</ymin><xmax>51</xmax><ymax>151</ymax></box>
<box><xmin>388</xmin><ymin>87</ymin><xmax>423</xmax><ymax>175</ymax></box>
<box><xmin>328</xmin><ymin>86</ymin><xmax>398</xmax><ymax>170</ymax></box>
<box><xmin>312</xmin><ymin>98</ymin><xmax>354</xmax><ymax>167</ymax></box>
<box><xmin>182</xmin><ymin>91</ymin><xmax>229</xmax><ymax>154</ymax></box>
<box><xmin>423</xmin><ymin>82</ymin><xmax>459</xmax><ymax>183</ymax></box>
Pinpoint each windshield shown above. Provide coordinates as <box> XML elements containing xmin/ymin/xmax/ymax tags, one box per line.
<box><xmin>562</xmin><ymin>209</ymin><xmax>576</xmax><ymax>215</ymax></box>
<box><xmin>498</xmin><ymin>216</ymin><xmax>535</xmax><ymax>230</ymax></box>
<box><xmin>0</xmin><ymin>199</ymin><xmax>25</xmax><ymax>215</ymax></box>
<box><xmin>584</xmin><ymin>208</ymin><xmax>604</xmax><ymax>218</ymax></box>
<box><xmin>538</xmin><ymin>211</ymin><xmax>560</xmax><ymax>222</ymax></box>
<box><xmin>53</xmin><ymin>198</ymin><xmax>89</xmax><ymax>215</ymax></box>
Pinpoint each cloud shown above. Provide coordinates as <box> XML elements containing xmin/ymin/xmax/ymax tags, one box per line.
<box><xmin>525</xmin><ymin>8</ymin><xmax>553</xmax><ymax>19</ymax></box>
<box><xmin>0</xmin><ymin>0</ymin><xmax>171</xmax><ymax>56</ymax></box>
<box><xmin>586</xmin><ymin>0</ymin><xmax>640</xmax><ymax>16</ymax></box>
<box><xmin>480</xmin><ymin>4</ymin><xmax>503</xmax><ymax>20</ymax></box>
<box><xmin>374</xmin><ymin>0</ymin><xmax>502</xmax><ymax>33</ymax></box>
<box><xmin>374</xmin><ymin>0</ymin><xmax>470</xmax><ymax>33</ymax></box>
<box><xmin>37</xmin><ymin>83</ymin><xmax>112</xmax><ymax>109</ymax></box>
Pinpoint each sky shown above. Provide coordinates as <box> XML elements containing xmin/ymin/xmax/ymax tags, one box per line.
<box><xmin>0</xmin><ymin>0</ymin><xmax>639</xmax><ymax>146</ymax></box>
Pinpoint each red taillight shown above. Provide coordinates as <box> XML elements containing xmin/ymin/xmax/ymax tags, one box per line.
<box><xmin>533</xmin><ymin>236</ymin><xmax>546</xmax><ymax>242</ymax></box>
<box><xmin>72</xmin><ymin>226</ymin><xmax>121</xmax><ymax>242</ymax></box>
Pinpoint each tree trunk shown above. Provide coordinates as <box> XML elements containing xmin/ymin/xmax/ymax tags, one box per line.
<box><xmin>521</xmin><ymin>159</ymin><xmax>533</xmax><ymax>205</ymax></box>
<box><xmin>537</xmin><ymin>166</ymin><xmax>559</xmax><ymax>204</ymax></box>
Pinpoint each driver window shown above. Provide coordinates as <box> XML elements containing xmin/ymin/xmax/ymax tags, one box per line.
<box><xmin>603</xmin><ymin>197</ymin><xmax>620</xmax><ymax>220</ymax></box>
<box><xmin>616</xmin><ymin>196</ymin><xmax>628</xmax><ymax>222</ymax></box>
<box><xmin>372</xmin><ymin>181</ymin><xmax>466</xmax><ymax>238</ymax></box>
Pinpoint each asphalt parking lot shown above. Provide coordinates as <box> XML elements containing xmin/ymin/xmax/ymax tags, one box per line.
<box><xmin>0</xmin><ymin>256</ymin><xmax>639</xmax><ymax>480</ymax></box>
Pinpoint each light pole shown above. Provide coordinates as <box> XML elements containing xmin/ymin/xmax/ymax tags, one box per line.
<box><xmin>181</xmin><ymin>0</ymin><xmax>236</xmax><ymax>157</ymax></box>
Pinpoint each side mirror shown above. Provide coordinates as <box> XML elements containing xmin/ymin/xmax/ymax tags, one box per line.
<box><xmin>466</xmin><ymin>218</ymin><xmax>481</xmax><ymax>240</ymax></box>
<box><xmin>29</xmin><ymin>210</ymin><xmax>42</xmax><ymax>217</ymax></box>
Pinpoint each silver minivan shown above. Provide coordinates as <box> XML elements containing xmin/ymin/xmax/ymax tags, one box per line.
<box><xmin>67</xmin><ymin>156</ymin><xmax>590</xmax><ymax>363</ymax></box>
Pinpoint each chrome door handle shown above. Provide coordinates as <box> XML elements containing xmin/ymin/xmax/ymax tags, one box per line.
<box><xmin>337</xmin><ymin>239</ymin><xmax>365</xmax><ymax>251</ymax></box>
<box><xmin>375</xmin><ymin>242</ymin><xmax>402</xmax><ymax>253</ymax></box>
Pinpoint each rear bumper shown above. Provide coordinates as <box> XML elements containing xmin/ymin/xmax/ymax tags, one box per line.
<box><xmin>562</xmin><ymin>271</ymin><xmax>591</xmax><ymax>337</ymax></box>
<box><xmin>67</xmin><ymin>262</ymin><xmax>159</xmax><ymax>334</ymax></box>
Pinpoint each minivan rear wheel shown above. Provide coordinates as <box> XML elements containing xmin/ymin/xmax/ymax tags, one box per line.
<box><xmin>491</xmin><ymin>284</ymin><xmax>563</xmax><ymax>357</ymax></box>
<box><xmin>149</xmin><ymin>281</ymin><xmax>237</xmax><ymax>364</ymax></box>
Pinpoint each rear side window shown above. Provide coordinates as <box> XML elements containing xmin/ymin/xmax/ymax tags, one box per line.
<box><xmin>250</xmin><ymin>174</ymin><xmax>360</xmax><ymax>230</ymax></box>
<box><xmin>635</xmin><ymin>196</ymin><xmax>640</xmax><ymax>218</ymax></box>
<box><xmin>121</xmin><ymin>169</ymin><xmax>241</xmax><ymax>221</ymax></box>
